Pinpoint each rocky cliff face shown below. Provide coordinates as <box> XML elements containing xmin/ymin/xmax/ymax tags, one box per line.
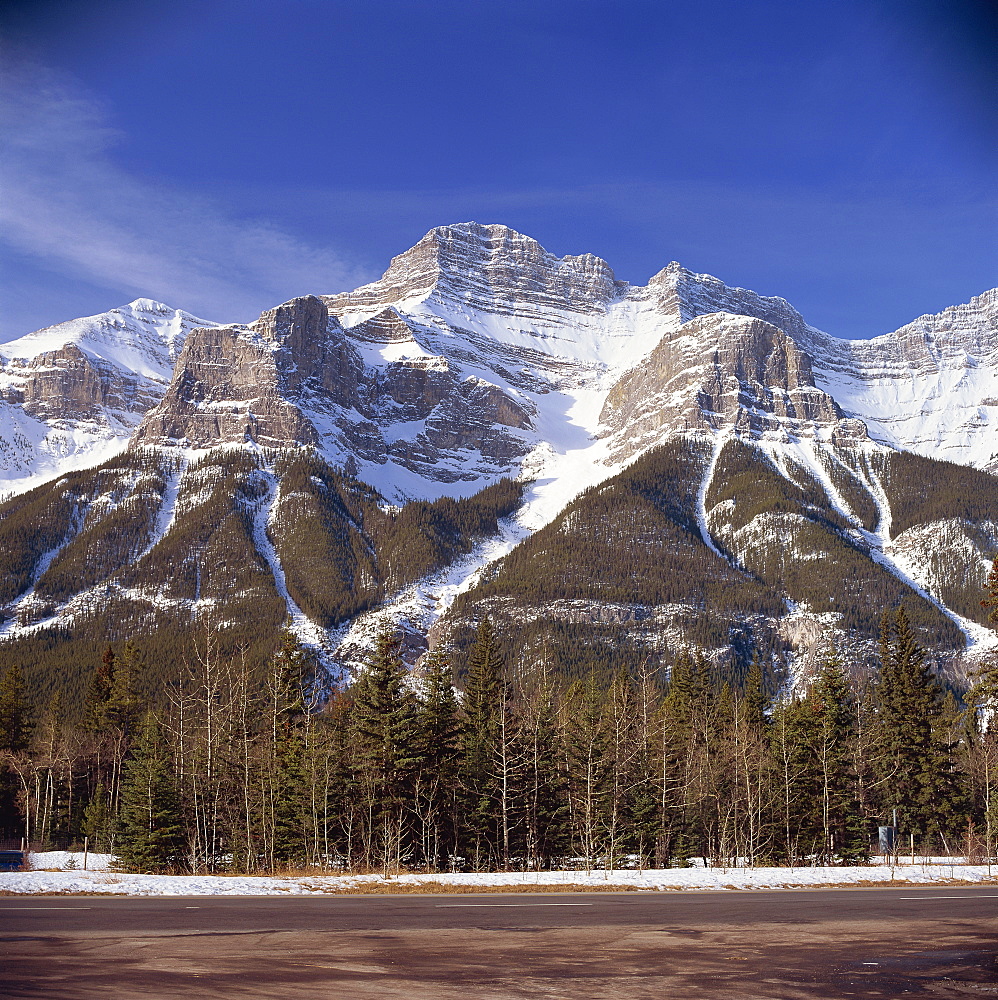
<box><xmin>645</xmin><ymin>260</ymin><xmax>814</xmax><ymax>343</ymax></box>
<box><xmin>1</xmin><ymin>342</ymin><xmax>160</xmax><ymax>423</ymax></box>
<box><xmin>131</xmin><ymin>322</ymin><xmax>320</xmax><ymax>450</ymax></box>
<box><xmin>132</xmin><ymin>295</ymin><xmax>355</xmax><ymax>450</ymax></box>
<box><xmin>9</xmin><ymin>223</ymin><xmax>992</xmax><ymax>507</ymax></box>
<box><xmin>131</xmin><ymin>290</ymin><xmax>535</xmax><ymax>494</ymax></box>
<box><xmin>601</xmin><ymin>313</ymin><xmax>845</xmax><ymax>459</ymax></box>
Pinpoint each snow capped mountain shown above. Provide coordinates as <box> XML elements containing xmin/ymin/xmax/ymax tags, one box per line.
<box><xmin>0</xmin><ymin>300</ymin><xmax>221</xmax><ymax>496</ymax></box>
<box><xmin>809</xmin><ymin>289</ymin><xmax>998</xmax><ymax>471</ymax></box>
<box><xmin>0</xmin><ymin>223</ymin><xmax>995</xmax><ymax>687</ymax></box>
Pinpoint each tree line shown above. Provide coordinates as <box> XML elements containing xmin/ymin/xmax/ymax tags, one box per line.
<box><xmin>1</xmin><ymin>589</ymin><xmax>997</xmax><ymax>874</ymax></box>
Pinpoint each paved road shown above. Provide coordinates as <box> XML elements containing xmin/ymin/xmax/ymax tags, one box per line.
<box><xmin>1</xmin><ymin>887</ymin><xmax>995</xmax><ymax>998</ymax></box>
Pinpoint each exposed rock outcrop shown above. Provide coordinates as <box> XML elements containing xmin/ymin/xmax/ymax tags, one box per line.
<box><xmin>5</xmin><ymin>343</ymin><xmax>160</xmax><ymax>423</ymax></box>
<box><xmin>131</xmin><ymin>292</ymin><xmax>534</xmax><ymax>481</ymax></box>
<box><xmin>601</xmin><ymin>313</ymin><xmax>844</xmax><ymax>456</ymax></box>
<box><xmin>132</xmin><ymin>323</ymin><xmax>319</xmax><ymax>449</ymax></box>
<box><xmin>0</xmin><ymin>223</ymin><xmax>996</xmax><ymax>684</ymax></box>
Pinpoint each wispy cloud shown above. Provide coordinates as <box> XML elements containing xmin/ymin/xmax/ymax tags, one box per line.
<box><xmin>0</xmin><ymin>57</ymin><xmax>368</xmax><ymax>328</ymax></box>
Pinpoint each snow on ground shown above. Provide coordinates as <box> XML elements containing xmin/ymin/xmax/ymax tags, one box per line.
<box><xmin>26</xmin><ymin>851</ymin><xmax>114</xmax><ymax>871</ymax></box>
<box><xmin>4</xmin><ymin>854</ymin><xmax>995</xmax><ymax>896</ymax></box>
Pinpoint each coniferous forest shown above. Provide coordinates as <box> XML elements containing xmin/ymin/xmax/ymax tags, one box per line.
<box><xmin>1</xmin><ymin>559</ymin><xmax>996</xmax><ymax>875</ymax></box>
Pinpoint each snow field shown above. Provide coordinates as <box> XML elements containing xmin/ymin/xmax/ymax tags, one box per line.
<box><xmin>4</xmin><ymin>854</ymin><xmax>996</xmax><ymax>896</ymax></box>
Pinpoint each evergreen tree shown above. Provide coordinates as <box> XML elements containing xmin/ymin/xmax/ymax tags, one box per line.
<box><xmin>0</xmin><ymin>664</ymin><xmax>33</xmax><ymax>839</ymax></box>
<box><xmin>83</xmin><ymin>647</ymin><xmax>116</xmax><ymax>733</ymax></box>
<box><xmin>875</xmin><ymin>607</ymin><xmax>969</xmax><ymax>843</ymax></box>
<box><xmin>807</xmin><ymin>655</ymin><xmax>867</xmax><ymax>863</ymax></box>
<box><xmin>116</xmin><ymin>713</ymin><xmax>184</xmax><ymax>873</ymax></box>
<box><xmin>81</xmin><ymin>782</ymin><xmax>115</xmax><ymax>852</ymax></box>
<box><xmin>105</xmin><ymin>641</ymin><xmax>145</xmax><ymax>737</ymax></box>
<box><xmin>267</xmin><ymin>629</ymin><xmax>318</xmax><ymax>867</ymax></box>
<box><xmin>350</xmin><ymin>626</ymin><xmax>422</xmax><ymax>869</ymax></box>
<box><xmin>79</xmin><ymin>646</ymin><xmax>131</xmax><ymax>856</ymax></box>
<box><xmin>458</xmin><ymin>618</ymin><xmax>510</xmax><ymax>867</ymax></box>
<box><xmin>0</xmin><ymin>664</ymin><xmax>32</xmax><ymax>753</ymax></box>
<box><xmin>270</xmin><ymin>628</ymin><xmax>313</xmax><ymax>725</ymax></box>
<box><xmin>419</xmin><ymin>650</ymin><xmax>462</xmax><ymax>761</ymax></box>
<box><xmin>744</xmin><ymin>655</ymin><xmax>768</xmax><ymax>733</ymax></box>
<box><xmin>412</xmin><ymin>648</ymin><xmax>461</xmax><ymax>869</ymax></box>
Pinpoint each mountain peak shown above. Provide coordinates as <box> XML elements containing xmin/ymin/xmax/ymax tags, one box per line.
<box><xmin>645</xmin><ymin>261</ymin><xmax>812</xmax><ymax>343</ymax></box>
<box><xmin>324</xmin><ymin>222</ymin><xmax>621</xmax><ymax>322</ymax></box>
<box><xmin>123</xmin><ymin>297</ymin><xmax>178</xmax><ymax>314</ymax></box>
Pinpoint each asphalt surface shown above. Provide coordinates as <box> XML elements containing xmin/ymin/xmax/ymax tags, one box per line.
<box><xmin>1</xmin><ymin>886</ymin><xmax>996</xmax><ymax>998</ymax></box>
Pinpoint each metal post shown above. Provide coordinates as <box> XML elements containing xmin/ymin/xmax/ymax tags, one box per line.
<box><xmin>83</xmin><ymin>836</ymin><xmax>89</xmax><ymax>872</ymax></box>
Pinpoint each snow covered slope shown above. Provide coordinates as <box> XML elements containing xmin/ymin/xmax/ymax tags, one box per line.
<box><xmin>809</xmin><ymin>289</ymin><xmax>998</xmax><ymax>470</ymax></box>
<box><xmin>0</xmin><ymin>300</ymin><xmax>221</xmax><ymax>496</ymax></box>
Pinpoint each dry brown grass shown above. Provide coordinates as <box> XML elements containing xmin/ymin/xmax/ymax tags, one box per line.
<box><xmin>302</xmin><ymin>881</ymin><xmax>646</xmax><ymax>895</ymax></box>
<box><xmin>0</xmin><ymin>882</ymin><xmax>643</xmax><ymax>897</ymax></box>
<box><xmin>277</xmin><ymin>875</ymin><xmax>998</xmax><ymax>895</ymax></box>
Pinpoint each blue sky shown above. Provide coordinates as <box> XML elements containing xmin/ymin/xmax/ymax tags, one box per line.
<box><xmin>1</xmin><ymin>0</ymin><xmax>994</xmax><ymax>341</ymax></box>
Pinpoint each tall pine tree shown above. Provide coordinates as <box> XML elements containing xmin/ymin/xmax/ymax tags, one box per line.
<box><xmin>268</xmin><ymin>630</ymin><xmax>314</xmax><ymax>868</ymax></box>
<box><xmin>0</xmin><ymin>664</ymin><xmax>32</xmax><ymax>754</ymax></box>
<box><xmin>875</xmin><ymin>607</ymin><xmax>969</xmax><ymax>844</ymax></box>
<box><xmin>350</xmin><ymin>626</ymin><xmax>422</xmax><ymax>870</ymax></box>
<box><xmin>458</xmin><ymin>618</ymin><xmax>509</xmax><ymax>869</ymax></box>
<box><xmin>83</xmin><ymin>647</ymin><xmax>116</xmax><ymax>733</ymax></box>
<box><xmin>105</xmin><ymin>641</ymin><xmax>145</xmax><ymax>737</ymax></box>
<box><xmin>412</xmin><ymin>648</ymin><xmax>461</xmax><ymax>869</ymax></box>
<box><xmin>0</xmin><ymin>664</ymin><xmax>33</xmax><ymax>840</ymax></box>
<box><xmin>116</xmin><ymin>712</ymin><xmax>184</xmax><ymax>873</ymax></box>
<box><xmin>807</xmin><ymin>655</ymin><xmax>867</xmax><ymax>863</ymax></box>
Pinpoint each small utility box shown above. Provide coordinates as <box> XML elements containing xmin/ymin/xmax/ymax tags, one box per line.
<box><xmin>878</xmin><ymin>826</ymin><xmax>897</xmax><ymax>855</ymax></box>
<box><xmin>0</xmin><ymin>850</ymin><xmax>26</xmax><ymax>871</ymax></box>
